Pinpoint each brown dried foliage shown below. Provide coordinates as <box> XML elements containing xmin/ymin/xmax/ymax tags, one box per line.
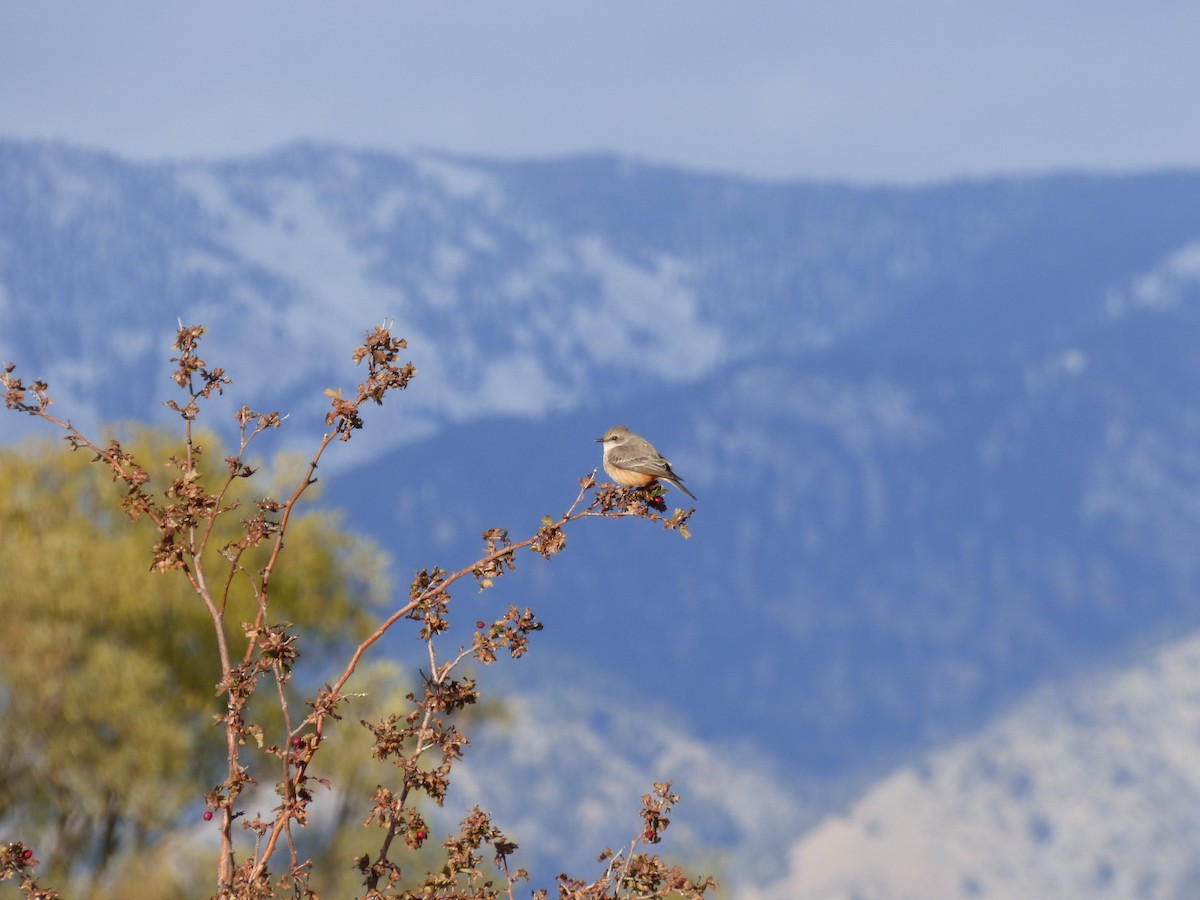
<box><xmin>1</xmin><ymin>324</ymin><xmax>710</xmax><ymax>899</ymax></box>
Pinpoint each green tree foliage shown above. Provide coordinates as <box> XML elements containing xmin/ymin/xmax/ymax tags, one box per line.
<box><xmin>0</xmin><ymin>428</ymin><xmax>389</xmax><ymax>890</ymax></box>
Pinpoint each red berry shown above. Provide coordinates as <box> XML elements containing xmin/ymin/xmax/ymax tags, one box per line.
<box><xmin>292</xmin><ymin>736</ymin><xmax>304</xmax><ymax>747</ymax></box>
<box><xmin>21</xmin><ymin>848</ymin><xmax>32</xmax><ymax>860</ymax></box>
<box><xmin>416</xmin><ymin>830</ymin><xmax>427</xmax><ymax>840</ymax></box>
<box><xmin>476</xmin><ymin>620</ymin><xmax>486</xmax><ymax>629</ymax></box>
<box><xmin>203</xmin><ymin>811</ymin><xmax>213</xmax><ymax>821</ymax></box>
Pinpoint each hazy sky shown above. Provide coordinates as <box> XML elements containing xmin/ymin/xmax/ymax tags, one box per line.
<box><xmin>3</xmin><ymin>1</ymin><xmax>1199</xmax><ymax>184</ymax></box>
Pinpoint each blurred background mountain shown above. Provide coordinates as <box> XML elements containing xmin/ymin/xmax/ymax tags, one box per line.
<box><xmin>3</xmin><ymin>139</ymin><xmax>1200</xmax><ymax>896</ymax></box>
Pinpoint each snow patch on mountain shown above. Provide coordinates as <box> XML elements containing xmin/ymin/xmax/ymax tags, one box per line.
<box><xmin>1106</xmin><ymin>240</ymin><xmax>1200</xmax><ymax>319</ymax></box>
<box><xmin>744</xmin><ymin>630</ymin><xmax>1200</xmax><ymax>900</ymax></box>
<box><xmin>157</xmin><ymin>154</ymin><xmax>726</xmax><ymax>447</ymax></box>
<box><xmin>449</xmin><ymin>682</ymin><xmax>807</xmax><ymax>888</ymax></box>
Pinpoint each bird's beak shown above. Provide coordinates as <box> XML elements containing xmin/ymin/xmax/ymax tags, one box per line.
<box><xmin>594</xmin><ymin>436</ymin><xmax>604</xmax><ymax>443</ymax></box>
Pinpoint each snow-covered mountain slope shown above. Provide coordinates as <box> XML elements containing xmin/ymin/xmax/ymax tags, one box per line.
<box><xmin>745</xmin><ymin>629</ymin><xmax>1200</xmax><ymax>899</ymax></box>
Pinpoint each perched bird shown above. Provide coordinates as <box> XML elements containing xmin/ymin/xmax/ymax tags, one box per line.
<box><xmin>595</xmin><ymin>424</ymin><xmax>696</xmax><ymax>500</ymax></box>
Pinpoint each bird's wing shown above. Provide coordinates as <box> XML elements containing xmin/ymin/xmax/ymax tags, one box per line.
<box><xmin>609</xmin><ymin>448</ymin><xmax>674</xmax><ymax>477</ymax></box>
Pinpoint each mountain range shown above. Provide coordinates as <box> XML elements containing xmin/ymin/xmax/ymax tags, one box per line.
<box><xmin>3</xmin><ymin>138</ymin><xmax>1200</xmax><ymax>895</ymax></box>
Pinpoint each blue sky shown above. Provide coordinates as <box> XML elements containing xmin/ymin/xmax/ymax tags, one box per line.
<box><xmin>2</xmin><ymin>1</ymin><xmax>1199</xmax><ymax>184</ymax></box>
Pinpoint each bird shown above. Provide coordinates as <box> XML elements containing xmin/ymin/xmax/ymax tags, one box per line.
<box><xmin>595</xmin><ymin>424</ymin><xmax>696</xmax><ymax>500</ymax></box>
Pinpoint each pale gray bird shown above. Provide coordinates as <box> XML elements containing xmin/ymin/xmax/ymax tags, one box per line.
<box><xmin>595</xmin><ymin>424</ymin><xmax>696</xmax><ymax>500</ymax></box>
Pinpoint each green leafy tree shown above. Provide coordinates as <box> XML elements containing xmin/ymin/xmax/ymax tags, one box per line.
<box><xmin>0</xmin><ymin>428</ymin><xmax>388</xmax><ymax>892</ymax></box>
